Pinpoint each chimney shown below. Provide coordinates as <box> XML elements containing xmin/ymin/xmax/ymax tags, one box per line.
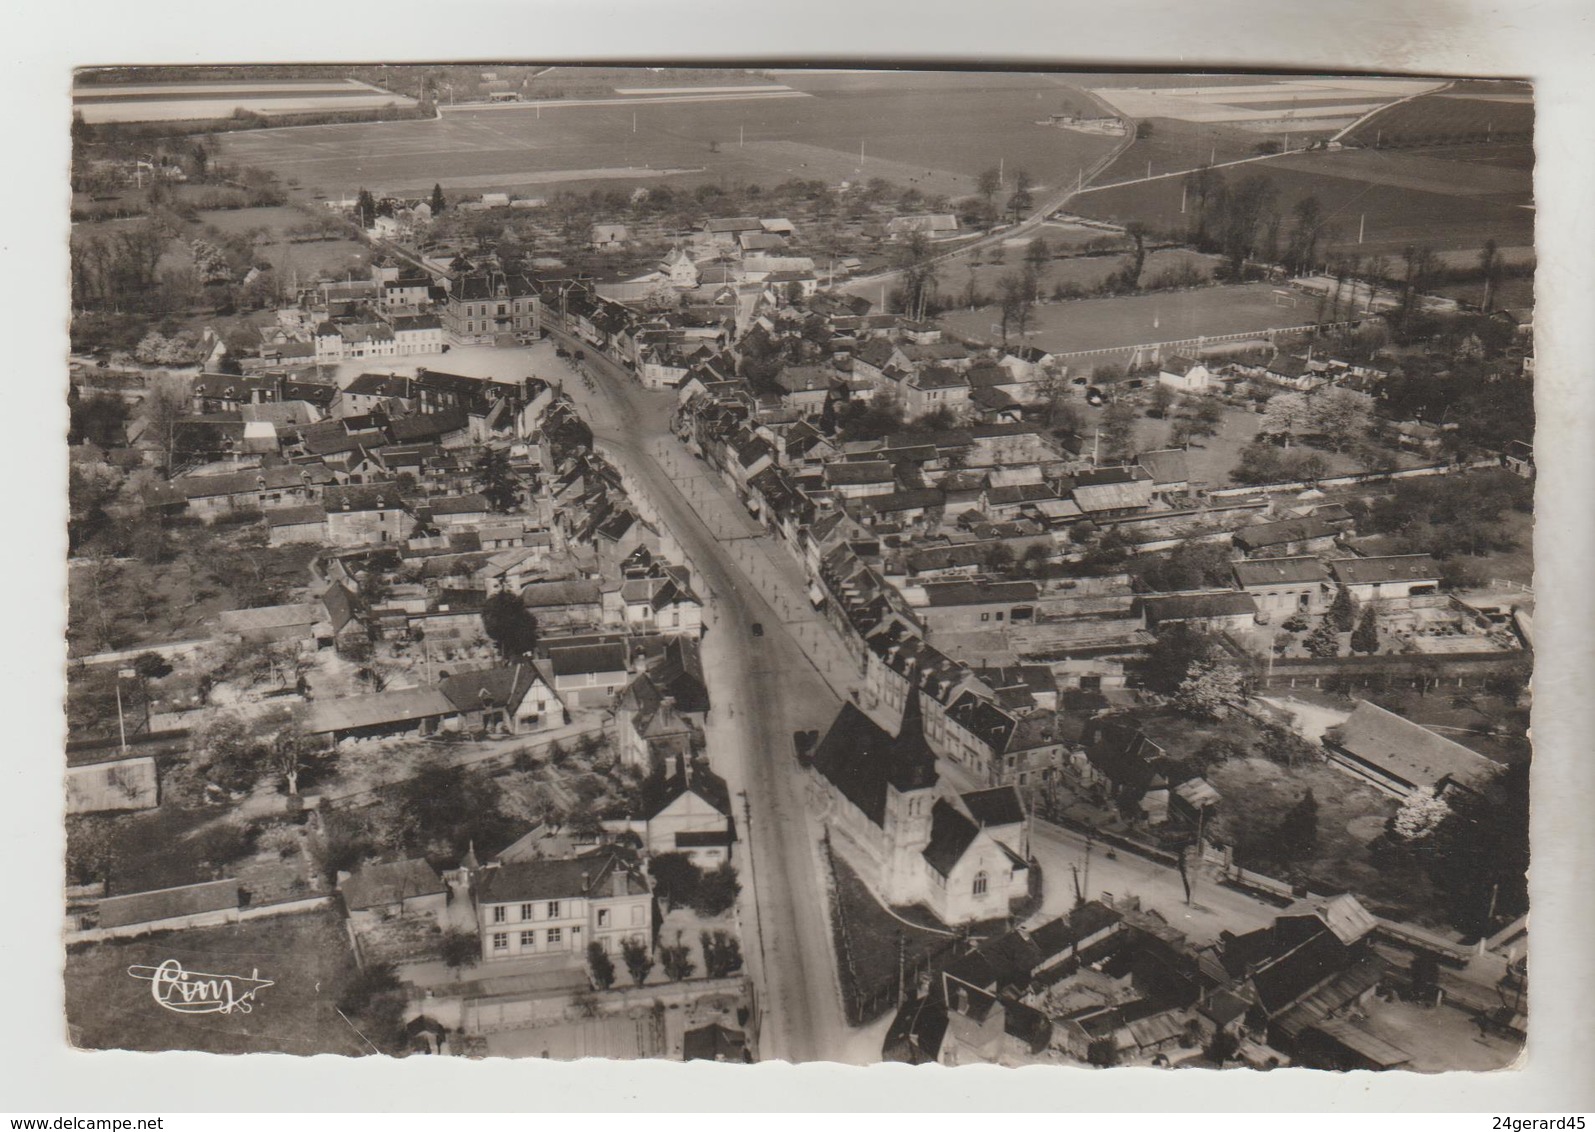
<box><xmin>612</xmin><ymin>869</ymin><xmax>627</xmax><ymax>897</ymax></box>
<box><xmin>581</xmin><ymin>870</ymin><xmax>590</xmax><ymax>892</ymax></box>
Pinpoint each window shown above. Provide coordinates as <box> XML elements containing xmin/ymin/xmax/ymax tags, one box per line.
<box><xmin>492</xmin><ymin>933</ymin><xmax>508</xmax><ymax>951</ymax></box>
<box><xmin>520</xmin><ymin>903</ymin><xmax>534</xmax><ymax>921</ymax></box>
<box><xmin>973</xmin><ymin>871</ymin><xmax>988</xmax><ymax>897</ymax></box>
<box><xmin>597</xmin><ymin>908</ymin><xmax>611</xmax><ymax>928</ymax></box>
<box><xmin>995</xmin><ymin>611</ymin><xmax>1005</xmax><ymax>622</ymax></box>
<box><xmin>546</xmin><ymin>927</ymin><xmax>563</xmax><ymax>946</ymax></box>
<box><xmin>980</xmin><ymin>613</ymin><xmax>990</xmax><ymax>622</ymax></box>
<box><xmin>547</xmin><ymin>901</ymin><xmax>561</xmax><ymax>919</ymax></box>
<box><xmin>492</xmin><ymin>906</ymin><xmax>506</xmax><ymax>924</ymax></box>
<box><xmin>1080</xmin><ymin>675</ymin><xmax>1102</xmax><ymax>692</ymax></box>
<box><xmin>520</xmin><ymin>930</ymin><xmax>535</xmax><ymax>948</ymax></box>
<box><xmin>631</xmin><ymin>905</ymin><xmax>645</xmax><ymax>926</ymax></box>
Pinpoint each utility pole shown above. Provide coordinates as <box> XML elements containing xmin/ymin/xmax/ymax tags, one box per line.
<box><xmin>1358</xmin><ymin>213</ymin><xmax>1365</xmax><ymax>245</ymax></box>
<box><xmin>114</xmin><ymin>668</ymin><xmax>134</xmax><ymax>753</ymax></box>
<box><xmin>740</xmin><ymin>124</ymin><xmax>745</xmax><ymax>147</ymax></box>
<box><xmin>1181</xmin><ymin>183</ymin><xmax>1187</xmax><ymax>214</ymax></box>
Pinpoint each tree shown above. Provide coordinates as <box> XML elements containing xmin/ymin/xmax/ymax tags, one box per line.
<box><xmin>1120</xmin><ymin>221</ymin><xmax>1150</xmax><ymax>290</ymax></box>
<box><xmin>649</xmin><ymin>851</ymin><xmax>701</xmax><ymax>910</ymax></box>
<box><xmin>1098</xmin><ymin>399</ymin><xmax>1139</xmax><ymax>461</ymax></box>
<box><xmin>1025</xmin><ymin>236</ymin><xmax>1050</xmax><ymax>272</ymax></box>
<box><xmin>192</xmin><ymin>713</ymin><xmax>264</xmax><ymax>793</ymax></box>
<box><xmin>472</xmin><ymin>448</ymin><xmax>521</xmax><ymax>512</ymax></box>
<box><xmin>269</xmin><ymin>720</ymin><xmax>316</xmax><ymax>796</ymax></box>
<box><xmin>1303</xmin><ymin>619</ymin><xmax>1341</xmax><ymax>658</ymax></box>
<box><xmin>481</xmin><ymin>591</ymin><xmax>539</xmax><ymax>658</ymax></box>
<box><xmin>661</xmin><ymin>932</ymin><xmax>696</xmax><ymax>982</ymax></box>
<box><xmin>1350</xmin><ymin>603</ymin><xmax>1380</xmax><ymax>655</ymax></box>
<box><xmin>1141</xmin><ymin>623</ymin><xmax>1219</xmax><ymax>695</ymax></box>
<box><xmin>984</xmin><ymin>541</ymin><xmax>1017</xmax><ymax>576</ymax></box>
<box><xmin>976</xmin><ymin>167</ymin><xmax>1002</xmax><ymax>214</ymax></box>
<box><xmin>440</xmin><ymin>929</ymin><xmax>480</xmax><ymax>978</ymax></box>
<box><xmin>1308</xmin><ymin>388</ymin><xmax>1370</xmax><ymax>452</ymax></box>
<box><xmin>1328</xmin><ymin>585</ymin><xmax>1357</xmax><ymax>632</ymax></box>
<box><xmin>142</xmin><ymin>378</ymin><xmax>189</xmax><ymax>472</ymax></box>
<box><xmin>1391</xmin><ymin>790</ymin><xmax>1451</xmax><ymax>843</ymax></box>
<box><xmin>700</xmin><ymin>930</ymin><xmax>744</xmax><ymax>978</ymax></box>
<box><xmin>1007</xmin><ymin>169</ymin><xmax>1034</xmax><ymax>223</ymax></box>
<box><xmin>66</xmin><ymin>816</ymin><xmax>118</xmax><ymax>888</ymax></box>
<box><xmin>1260</xmin><ymin>392</ymin><xmax>1310</xmax><ymax>446</ymax></box>
<box><xmin>692</xmin><ymin>861</ymin><xmax>741</xmax><ymax>917</ymax></box>
<box><xmin>621</xmin><ymin>937</ymin><xmax>654</xmax><ymax>987</ymax></box>
<box><xmin>1275</xmin><ymin>788</ymin><xmax>1319</xmax><ymax>861</ymax></box>
<box><xmin>1148</xmin><ymin>382</ymin><xmax>1176</xmax><ymax>418</ymax></box>
<box><xmin>997</xmin><ymin>272</ymin><xmax>1032</xmax><ymax>345</ymax></box>
<box><xmin>131</xmin><ymin>651</ymin><xmax>172</xmax><ymax>680</ymax></box>
<box><xmin>1478</xmin><ymin>238</ymin><xmax>1501</xmax><ymax>313</ymax></box>
<box><xmin>430</xmin><ymin>183</ymin><xmax>447</xmax><ymax>216</ymax></box>
<box><xmin>587</xmin><ymin>941</ymin><xmax>617</xmax><ymax>990</ymax></box>
<box><xmin>355</xmin><ymin>188</ymin><xmax>377</xmax><ymax>230</ymax></box>
<box><xmin>1428</xmin><ymin>761</ymin><xmax>1529</xmax><ymax>936</ymax></box>
<box><xmin>1175</xmin><ymin>659</ymin><xmax>1248</xmax><ymax>719</ymax></box>
<box><xmin>69</xmin><ymin>393</ymin><xmax>131</xmax><ymax>449</ymax></box>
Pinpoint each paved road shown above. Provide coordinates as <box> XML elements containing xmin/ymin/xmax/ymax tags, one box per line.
<box><xmin>542</xmin><ymin>330</ymin><xmax>851</xmax><ymax>1063</ymax></box>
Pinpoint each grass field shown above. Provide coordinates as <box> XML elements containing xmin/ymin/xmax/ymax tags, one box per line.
<box><xmin>213</xmin><ymin>78</ymin><xmax>1119</xmax><ymax>201</ymax></box>
<box><xmin>66</xmin><ymin>909</ymin><xmax>366</xmax><ymax>1055</ymax></box>
<box><xmin>1073</xmin><ymin>145</ymin><xmax>1534</xmax><ymax>256</ymax></box>
<box><xmin>954</xmin><ymin>244</ymin><xmax>1218</xmax><ymax>302</ymax></box>
<box><xmin>940</xmin><ymin>281</ymin><xmax>1317</xmax><ymax>356</ymax></box>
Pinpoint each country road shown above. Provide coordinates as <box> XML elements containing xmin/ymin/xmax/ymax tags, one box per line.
<box><xmin>538</xmin><ymin>329</ymin><xmax>860</xmax><ymax>1063</ymax></box>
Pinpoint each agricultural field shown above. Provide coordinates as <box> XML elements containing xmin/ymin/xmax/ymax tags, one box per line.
<box><xmin>213</xmin><ymin>76</ymin><xmax>1120</xmax><ymax>203</ymax></box>
<box><xmin>72</xmin><ymin>78</ymin><xmax>417</xmax><ymax>124</ymax></box>
<box><xmin>65</xmin><ymin>909</ymin><xmax>366</xmax><ymax>1055</ymax></box>
<box><xmin>1072</xmin><ymin>144</ymin><xmax>1534</xmax><ymax>257</ymax></box>
<box><xmin>1344</xmin><ymin>84</ymin><xmax>1533</xmax><ymax>148</ymax></box>
<box><xmin>940</xmin><ymin>281</ymin><xmax>1320</xmax><ymax>358</ymax></box>
<box><xmin>1085</xmin><ymin>76</ymin><xmax>1443</xmax><ymax>136</ymax></box>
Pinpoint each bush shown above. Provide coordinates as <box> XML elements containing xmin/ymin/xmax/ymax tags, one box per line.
<box><xmin>190</xmin><ymin>821</ymin><xmax>257</xmax><ymax>867</ymax></box>
<box><xmin>691</xmin><ymin>861</ymin><xmax>741</xmax><ymax>917</ymax></box>
<box><xmin>649</xmin><ymin>852</ymin><xmax>700</xmax><ymax>910</ymax></box>
<box><xmin>587</xmin><ymin>941</ymin><xmax>616</xmax><ymax>990</ymax></box>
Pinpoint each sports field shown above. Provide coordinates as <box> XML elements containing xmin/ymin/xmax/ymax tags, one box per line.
<box><xmin>939</xmin><ymin>281</ymin><xmax>1318</xmax><ymax>356</ymax></box>
<box><xmin>213</xmin><ymin>76</ymin><xmax>1119</xmax><ymax>201</ymax></box>
<box><xmin>1072</xmin><ymin>144</ymin><xmax>1534</xmax><ymax>256</ymax></box>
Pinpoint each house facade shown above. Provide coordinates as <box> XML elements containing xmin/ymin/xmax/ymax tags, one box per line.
<box><xmin>475</xmin><ymin>852</ymin><xmax>653</xmax><ymax>962</ymax></box>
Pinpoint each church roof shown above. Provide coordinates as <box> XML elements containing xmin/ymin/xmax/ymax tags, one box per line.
<box><xmin>809</xmin><ymin>697</ymin><xmax>937</xmax><ymax>827</ymax></box>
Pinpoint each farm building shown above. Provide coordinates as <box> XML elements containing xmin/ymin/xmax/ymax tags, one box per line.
<box><xmin>340</xmin><ymin>858</ymin><xmax>448</xmax><ymax>926</ymax></box>
<box><xmin>1327</xmin><ymin>555</ymin><xmax>1440</xmax><ymax>603</ymax></box>
<box><xmin>303</xmin><ymin>687</ymin><xmax>460</xmax><ymax>745</ymax></box>
<box><xmin>1321</xmin><ymin>700</ymin><xmax>1498</xmax><ymax>800</ymax></box>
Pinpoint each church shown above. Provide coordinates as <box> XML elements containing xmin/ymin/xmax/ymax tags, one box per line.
<box><xmin>806</xmin><ymin>694</ymin><xmax>1034</xmax><ymax>926</ymax></box>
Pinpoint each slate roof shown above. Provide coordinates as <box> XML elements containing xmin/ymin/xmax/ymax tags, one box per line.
<box><xmin>922</xmin><ymin>581</ymin><xmax>1039</xmax><ymax>607</ymax></box>
<box><xmin>1324</xmin><ymin>700</ymin><xmax>1497</xmax><ymax>791</ymax></box>
<box><xmin>809</xmin><ymin>699</ymin><xmax>938</xmax><ymax>828</ymax></box>
<box><xmin>1136</xmin><ymin>448</ymin><xmax>1190</xmax><ymax>486</ymax></box>
<box><xmin>218</xmin><ymin>603</ymin><xmax>322</xmax><ymax>633</ymax></box>
<box><xmin>922</xmin><ymin>799</ymin><xmax>982</xmax><ymax>878</ymax></box>
<box><xmin>1233</xmin><ymin>556</ymin><xmax>1330</xmax><ymax>587</ymax></box>
<box><xmin>323</xmin><ymin>483</ymin><xmax>405</xmax><ymax>513</ymax></box>
<box><xmin>548</xmin><ymin>643</ymin><xmax>628</xmax><ymax>677</ymax></box>
<box><xmin>961</xmin><ymin>786</ymin><xmax>1025</xmax><ymax>829</ymax></box>
<box><xmin>438</xmin><ymin>664</ymin><xmax>540</xmax><ymax>713</ymax></box>
<box><xmin>1248</xmin><ymin>928</ymin><xmax>1350</xmax><ymax>1017</ymax></box>
<box><xmin>428</xmin><ymin>493</ymin><xmax>493</xmax><ymax>516</ymax></box>
<box><xmin>1234</xmin><ymin>517</ymin><xmax>1339</xmax><ymax>551</ymax></box>
<box><xmin>1328</xmin><ymin>554</ymin><xmax>1440</xmax><ymax>586</ymax></box>
<box><xmin>341</xmin><ymin>858</ymin><xmax>444</xmax><ymax>910</ymax></box>
<box><xmin>520</xmin><ymin>579</ymin><xmax>602</xmax><ymax>608</ymax></box>
<box><xmin>476</xmin><ymin>852</ymin><xmax>647</xmax><ymax>904</ymax></box>
<box><xmin>304</xmin><ymin>687</ymin><xmax>459</xmax><ymax>734</ymax></box>
<box><xmin>824</xmin><ymin>461</ymin><xmax>896</xmax><ymax>487</ymax></box>
<box><xmin>97</xmin><ymin>879</ymin><xmax>239</xmax><ymax>929</ymax></box>
<box><xmin>1136</xmin><ymin>591</ymin><xmax>1258</xmax><ymax>623</ymax></box>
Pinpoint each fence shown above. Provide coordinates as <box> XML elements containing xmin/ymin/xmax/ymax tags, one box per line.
<box><xmin>1255</xmin><ymin>648</ymin><xmax>1528</xmax><ymax>691</ymax></box>
<box><xmin>460</xmin><ymin>974</ymin><xmax>747</xmax><ymax>1035</ymax></box>
<box><xmin>66</xmin><ymin>894</ymin><xmax>331</xmax><ymax>945</ymax></box>
<box><xmin>1206</xmin><ymin>456</ymin><xmax>1500</xmax><ymax>500</ymax></box>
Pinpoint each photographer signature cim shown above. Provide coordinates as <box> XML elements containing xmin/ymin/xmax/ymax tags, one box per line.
<box><xmin>127</xmin><ymin>960</ymin><xmax>274</xmax><ymax>1015</ymax></box>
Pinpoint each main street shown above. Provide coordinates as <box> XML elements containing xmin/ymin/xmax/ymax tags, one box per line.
<box><xmin>537</xmin><ymin>329</ymin><xmax>859</xmax><ymax>1063</ymax></box>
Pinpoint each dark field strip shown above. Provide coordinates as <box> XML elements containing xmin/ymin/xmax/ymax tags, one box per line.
<box><xmin>74</xmin><ymin>87</ymin><xmax>374</xmax><ymax>104</ymax></box>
